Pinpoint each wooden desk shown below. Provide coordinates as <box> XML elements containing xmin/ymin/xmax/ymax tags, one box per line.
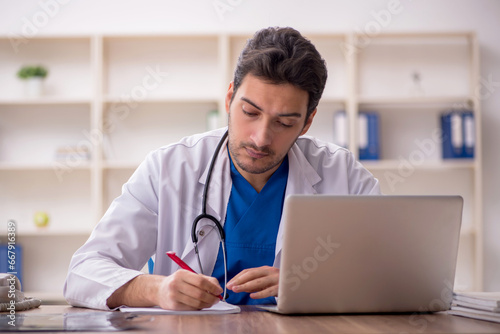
<box><xmin>15</xmin><ymin>305</ymin><xmax>500</xmax><ymax>333</ymax></box>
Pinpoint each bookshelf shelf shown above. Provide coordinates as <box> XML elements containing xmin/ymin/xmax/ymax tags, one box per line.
<box><xmin>0</xmin><ymin>162</ymin><xmax>91</xmax><ymax>171</ymax></box>
<box><xmin>357</xmin><ymin>95</ymin><xmax>473</xmax><ymax>107</ymax></box>
<box><xmin>13</xmin><ymin>228</ymin><xmax>94</xmax><ymax>237</ymax></box>
<box><xmin>0</xmin><ymin>31</ymin><xmax>483</xmax><ymax>294</ymax></box>
<box><xmin>103</xmin><ymin>96</ymin><xmax>219</xmax><ymax>104</ymax></box>
<box><xmin>362</xmin><ymin>159</ymin><xmax>476</xmax><ymax>171</ymax></box>
<box><xmin>0</xmin><ymin>98</ymin><xmax>92</xmax><ymax>106</ymax></box>
<box><xmin>102</xmin><ymin>161</ymin><xmax>140</xmax><ymax>170</ymax></box>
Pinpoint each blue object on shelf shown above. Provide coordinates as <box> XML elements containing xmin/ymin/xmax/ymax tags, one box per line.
<box><xmin>441</xmin><ymin>110</ymin><xmax>475</xmax><ymax>159</ymax></box>
<box><xmin>0</xmin><ymin>243</ymin><xmax>23</xmax><ymax>289</ymax></box>
<box><xmin>358</xmin><ymin>111</ymin><xmax>380</xmax><ymax>160</ymax></box>
<box><xmin>462</xmin><ymin>111</ymin><xmax>475</xmax><ymax>159</ymax></box>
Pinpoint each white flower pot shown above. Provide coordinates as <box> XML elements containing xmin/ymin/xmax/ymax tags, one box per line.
<box><xmin>25</xmin><ymin>77</ymin><xmax>44</xmax><ymax>97</ymax></box>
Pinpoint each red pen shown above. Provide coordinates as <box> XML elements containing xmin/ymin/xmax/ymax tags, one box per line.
<box><xmin>166</xmin><ymin>251</ymin><xmax>223</xmax><ymax>300</ymax></box>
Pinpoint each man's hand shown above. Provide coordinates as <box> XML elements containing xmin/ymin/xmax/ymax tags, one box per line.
<box><xmin>107</xmin><ymin>270</ymin><xmax>223</xmax><ymax>311</ymax></box>
<box><xmin>226</xmin><ymin>266</ymin><xmax>279</xmax><ymax>299</ymax></box>
<box><xmin>156</xmin><ymin>270</ymin><xmax>223</xmax><ymax>310</ymax></box>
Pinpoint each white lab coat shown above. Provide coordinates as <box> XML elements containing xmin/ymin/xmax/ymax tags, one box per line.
<box><xmin>64</xmin><ymin>128</ymin><xmax>380</xmax><ymax>310</ymax></box>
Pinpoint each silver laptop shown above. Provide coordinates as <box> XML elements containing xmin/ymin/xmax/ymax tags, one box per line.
<box><xmin>260</xmin><ymin>195</ymin><xmax>463</xmax><ymax>314</ymax></box>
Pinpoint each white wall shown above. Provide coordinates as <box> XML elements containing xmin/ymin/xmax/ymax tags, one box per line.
<box><xmin>2</xmin><ymin>0</ymin><xmax>499</xmax><ymax>291</ymax></box>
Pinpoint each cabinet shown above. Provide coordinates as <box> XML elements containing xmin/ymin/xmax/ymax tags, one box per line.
<box><xmin>0</xmin><ymin>32</ymin><xmax>482</xmax><ymax>299</ymax></box>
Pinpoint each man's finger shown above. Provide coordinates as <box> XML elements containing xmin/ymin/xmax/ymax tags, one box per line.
<box><xmin>231</xmin><ymin>276</ymin><xmax>275</xmax><ymax>293</ymax></box>
<box><xmin>227</xmin><ymin>267</ymin><xmax>272</xmax><ymax>287</ymax></box>
<box><xmin>181</xmin><ymin>271</ymin><xmax>223</xmax><ymax>297</ymax></box>
<box><xmin>250</xmin><ymin>285</ymin><xmax>279</xmax><ymax>299</ymax></box>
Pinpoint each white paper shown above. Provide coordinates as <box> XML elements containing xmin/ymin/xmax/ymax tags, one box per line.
<box><xmin>119</xmin><ymin>301</ymin><xmax>241</xmax><ymax>315</ymax></box>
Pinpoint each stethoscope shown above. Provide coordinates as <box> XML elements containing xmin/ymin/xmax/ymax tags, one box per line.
<box><xmin>191</xmin><ymin>130</ymin><xmax>229</xmax><ymax>301</ymax></box>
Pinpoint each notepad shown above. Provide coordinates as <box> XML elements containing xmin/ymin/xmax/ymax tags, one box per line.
<box><xmin>448</xmin><ymin>291</ymin><xmax>500</xmax><ymax>324</ymax></box>
<box><xmin>119</xmin><ymin>301</ymin><xmax>241</xmax><ymax>315</ymax></box>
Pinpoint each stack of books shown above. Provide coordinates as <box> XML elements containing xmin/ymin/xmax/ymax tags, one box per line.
<box><xmin>449</xmin><ymin>291</ymin><xmax>500</xmax><ymax>323</ymax></box>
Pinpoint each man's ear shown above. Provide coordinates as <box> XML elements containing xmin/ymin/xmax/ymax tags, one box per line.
<box><xmin>300</xmin><ymin>109</ymin><xmax>317</xmax><ymax>136</ymax></box>
<box><xmin>225</xmin><ymin>82</ymin><xmax>235</xmax><ymax>115</ymax></box>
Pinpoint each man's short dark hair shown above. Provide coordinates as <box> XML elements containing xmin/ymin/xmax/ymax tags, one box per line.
<box><xmin>231</xmin><ymin>27</ymin><xmax>328</xmax><ymax>121</ymax></box>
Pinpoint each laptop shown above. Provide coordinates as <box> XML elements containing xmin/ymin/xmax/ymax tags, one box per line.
<box><xmin>259</xmin><ymin>195</ymin><xmax>463</xmax><ymax>314</ymax></box>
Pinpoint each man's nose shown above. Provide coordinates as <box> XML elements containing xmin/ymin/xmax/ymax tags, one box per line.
<box><xmin>251</xmin><ymin>125</ymin><xmax>273</xmax><ymax>149</ymax></box>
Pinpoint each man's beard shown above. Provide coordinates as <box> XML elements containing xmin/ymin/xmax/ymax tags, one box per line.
<box><xmin>227</xmin><ymin>138</ymin><xmax>285</xmax><ymax>175</ymax></box>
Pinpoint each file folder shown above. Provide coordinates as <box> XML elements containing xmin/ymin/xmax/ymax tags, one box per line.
<box><xmin>462</xmin><ymin>111</ymin><xmax>475</xmax><ymax>158</ymax></box>
<box><xmin>441</xmin><ymin>110</ymin><xmax>475</xmax><ymax>159</ymax></box>
<box><xmin>0</xmin><ymin>243</ymin><xmax>23</xmax><ymax>288</ymax></box>
<box><xmin>358</xmin><ymin>111</ymin><xmax>379</xmax><ymax>160</ymax></box>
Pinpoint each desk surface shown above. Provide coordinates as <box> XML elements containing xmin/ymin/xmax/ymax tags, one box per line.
<box><xmin>12</xmin><ymin>305</ymin><xmax>500</xmax><ymax>333</ymax></box>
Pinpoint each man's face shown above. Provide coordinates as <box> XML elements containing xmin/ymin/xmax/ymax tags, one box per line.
<box><xmin>225</xmin><ymin>74</ymin><xmax>316</xmax><ymax>186</ymax></box>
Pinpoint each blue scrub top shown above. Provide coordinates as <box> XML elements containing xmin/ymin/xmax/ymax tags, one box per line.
<box><xmin>211</xmin><ymin>153</ymin><xmax>289</xmax><ymax>305</ymax></box>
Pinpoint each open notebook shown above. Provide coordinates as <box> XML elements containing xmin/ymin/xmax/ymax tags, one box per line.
<box><xmin>119</xmin><ymin>301</ymin><xmax>240</xmax><ymax>315</ymax></box>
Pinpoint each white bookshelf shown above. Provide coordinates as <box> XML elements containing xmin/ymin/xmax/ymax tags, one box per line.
<box><xmin>350</xmin><ymin>32</ymin><xmax>482</xmax><ymax>291</ymax></box>
<box><xmin>0</xmin><ymin>32</ymin><xmax>483</xmax><ymax>299</ymax></box>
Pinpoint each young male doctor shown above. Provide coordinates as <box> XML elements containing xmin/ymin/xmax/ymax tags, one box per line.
<box><xmin>64</xmin><ymin>27</ymin><xmax>380</xmax><ymax>311</ymax></box>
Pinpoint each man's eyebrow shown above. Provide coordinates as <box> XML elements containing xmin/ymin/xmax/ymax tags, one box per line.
<box><xmin>277</xmin><ymin>112</ymin><xmax>302</xmax><ymax>118</ymax></box>
<box><xmin>240</xmin><ymin>96</ymin><xmax>303</xmax><ymax>118</ymax></box>
<box><xmin>241</xmin><ymin>97</ymin><xmax>263</xmax><ymax>111</ymax></box>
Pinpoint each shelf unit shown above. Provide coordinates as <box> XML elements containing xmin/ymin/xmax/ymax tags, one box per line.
<box><xmin>347</xmin><ymin>32</ymin><xmax>482</xmax><ymax>292</ymax></box>
<box><xmin>0</xmin><ymin>32</ymin><xmax>482</xmax><ymax>298</ymax></box>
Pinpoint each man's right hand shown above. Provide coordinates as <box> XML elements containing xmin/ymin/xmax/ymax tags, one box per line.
<box><xmin>106</xmin><ymin>270</ymin><xmax>223</xmax><ymax>310</ymax></box>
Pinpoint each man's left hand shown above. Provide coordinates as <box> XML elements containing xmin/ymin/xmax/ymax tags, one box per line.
<box><xmin>226</xmin><ymin>266</ymin><xmax>279</xmax><ymax>299</ymax></box>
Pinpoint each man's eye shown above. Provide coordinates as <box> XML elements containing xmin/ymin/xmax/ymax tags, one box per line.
<box><xmin>243</xmin><ymin>109</ymin><xmax>257</xmax><ymax>117</ymax></box>
<box><xmin>279</xmin><ymin>122</ymin><xmax>293</xmax><ymax>128</ymax></box>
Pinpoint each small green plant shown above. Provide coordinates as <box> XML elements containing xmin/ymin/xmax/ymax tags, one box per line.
<box><xmin>17</xmin><ymin>65</ymin><xmax>48</xmax><ymax>80</ymax></box>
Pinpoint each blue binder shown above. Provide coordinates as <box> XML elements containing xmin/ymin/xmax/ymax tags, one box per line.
<box><xmin>358</xmin><ymin>111</ymin><xmax>380</xmax><ymax>160</ymax></box>
<box><xmin>0</xmin><ymin>244</ymin><xmax>23</xmax><ymax>288</ymax></box>
<box><xmin>462</xmin><ymin>111</ymin><xmax>475</xmax><ymax>158</ymax></box>
<box><xmin>441</xmin><ymin>110</ymin><xmax>475</xmax><ymax>159</ymax></box>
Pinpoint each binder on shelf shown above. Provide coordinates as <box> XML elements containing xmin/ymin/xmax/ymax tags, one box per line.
<box><xmin>440</xmin><ymin>110</ymin><xmax>475</xmax><ymax>159</ymax></box>
<box><xmin>358</xmin><ymin>111</ymin><xmax>379</xmax><ymax>160</ymax></box>
<box><xmin>462</xmin><ymin>111</ymin><xmax>475</xmax><ymax>158</ymax></box>
<box><xmin>333</xmin><ymin>110</ymin><xmax>348</xmax><ymax>148</ymax></box>
<box><xmin>0</xmin><ymin>243</ymin><xmax>23</xmax><ymax>288</ymax></box>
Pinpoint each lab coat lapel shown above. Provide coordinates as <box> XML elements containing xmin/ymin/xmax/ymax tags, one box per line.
<box><xmin>273</xmin><ymin>143</ymin><xmax>321</xmax><ymax>268</ymax></box>
<box><xmin>180</xmin><ymin>133</ymin><xmax>232</xmax><ymax>274</ymax></box>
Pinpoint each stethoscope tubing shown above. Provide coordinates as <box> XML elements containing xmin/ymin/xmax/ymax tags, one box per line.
<box><xmin>190</xmin><ymin>130</ymin><xmax>229</xmax><ymax>301</ymax></box>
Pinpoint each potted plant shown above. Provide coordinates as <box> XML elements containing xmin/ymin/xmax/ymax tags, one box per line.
<box><xmin>17</xmin><ymin>65</ymin><xmax>49</xmax><ymax>97</ymax></box>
